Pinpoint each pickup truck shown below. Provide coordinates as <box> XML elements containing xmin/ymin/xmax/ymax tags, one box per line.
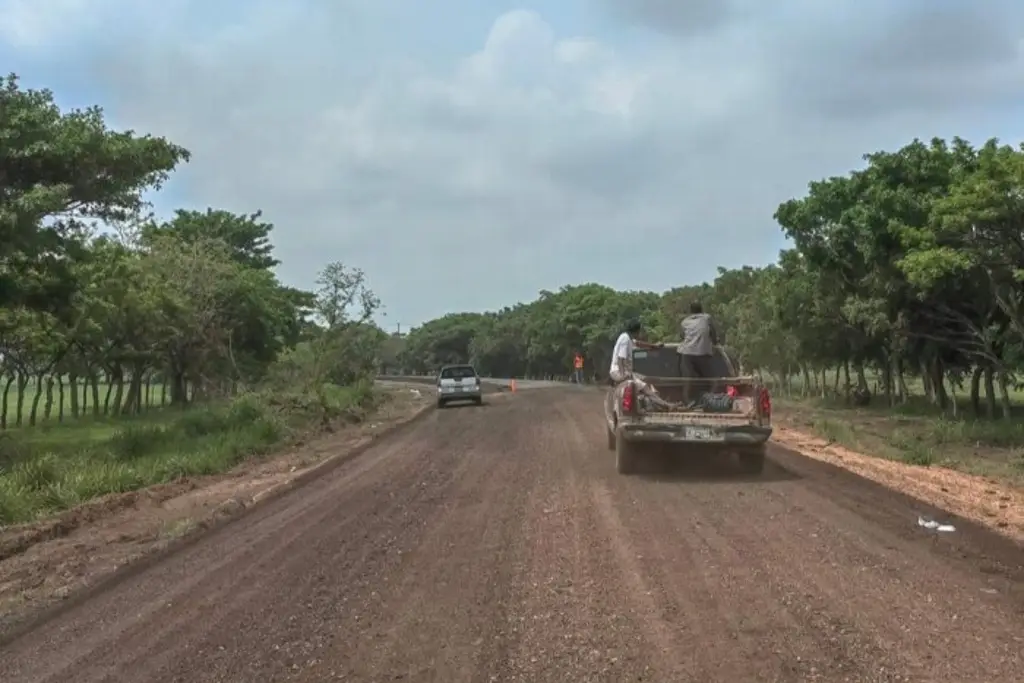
<box><xmin>603</xmin><ymin>344</ymin><xmax>773</xmax><ymax>475</ymax></box>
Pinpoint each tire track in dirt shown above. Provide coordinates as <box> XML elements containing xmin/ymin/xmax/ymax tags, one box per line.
<box><xmin>483</xmin><ymin>399</ymin><xmax>670</xmax><ymax>682</ymax></box>
<box><xmin>292</xmin><ymin>402</ymin><xmax>539</xmax><ymax>682</ymax></box>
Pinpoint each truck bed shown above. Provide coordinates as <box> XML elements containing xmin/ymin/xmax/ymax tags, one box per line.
<box><xmin>612</xmin><ymin>376</ymin><xmax>771</xmax><ymax>447</ymax></box>
<box><xmin>640</xmin><ymin>376</ymin><xmax>758</xmax><ymax>416</ymax></box>
<box><xmin>609</xmin><ymin>345</ymin><xmax>772</xmax><ymax>472</ymax></box>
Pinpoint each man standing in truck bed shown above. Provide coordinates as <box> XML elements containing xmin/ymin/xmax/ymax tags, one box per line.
<box><xmin>678</xmin><ymin>302</ymin><xmax>720</xmax><ymax>397</ymax></box>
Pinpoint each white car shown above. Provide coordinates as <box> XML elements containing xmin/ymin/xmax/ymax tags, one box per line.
<box><xmin>436</xmin><ymin>364</ymin><xmax>484</xmax><ymax>408</ymax></box>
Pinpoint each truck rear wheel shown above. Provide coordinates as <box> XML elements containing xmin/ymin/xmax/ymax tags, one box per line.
<box><xmin>615</xmin><ymin>430</ymin><xmax>638</xmax><ymax>474</ymax></box>
<box><xmin>737</xmin><ymin>445</ymin><xmax>766</xmax><ymax>475</ymax></box>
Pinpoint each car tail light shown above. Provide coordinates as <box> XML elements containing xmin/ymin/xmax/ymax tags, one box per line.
<box><xmin>759</xmin><ymin>388</ymin><xmax>772</xmax><ymax>418</ymax></box>
<box><xmin>726</xmin><ymin>385</ymin><xmax>738</xmax><ymax>398</ymax></box>
<box><xmin>622</xmin><ymin>382</ymin><xmax>635</xmax><ymax>413</ymax></box>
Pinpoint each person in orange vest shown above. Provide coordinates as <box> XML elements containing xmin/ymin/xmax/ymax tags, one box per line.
<box><xmin>572</xmin><ymin>352</ymin><xmax>584</xmax><ymax>384</ymax></box>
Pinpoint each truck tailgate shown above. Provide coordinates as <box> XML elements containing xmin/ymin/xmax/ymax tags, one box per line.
<box><xmin>622</xmin><ymin>379</ymin><xmax>772</xmax><ymax>444</ymax></box>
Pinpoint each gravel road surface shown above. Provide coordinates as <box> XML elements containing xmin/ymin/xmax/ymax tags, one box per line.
<box><xmin>2</xmin><ymin>388</ymin><xmax>1021</xmax><ymax>682</ymax></box>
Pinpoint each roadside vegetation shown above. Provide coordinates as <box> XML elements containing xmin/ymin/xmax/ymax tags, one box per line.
<box><xmin>396</xmin><ymin>137</ymin><xmax>1024</xmax><ymax>483</ymax></box>
<box><xmin>5</xmin><ymin>65</ymin><xmax>1021</xmax><ymax>527</ymax></box>
<box><xmin>0</xmin><ymin>74</ymin><xmax>391</xmax><ymax>524</ymax></box>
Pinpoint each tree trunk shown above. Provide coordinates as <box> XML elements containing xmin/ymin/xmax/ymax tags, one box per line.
<box><xmin>970</xmin><ymin>366</ymin><xmax>983</xmax><ymax>418</ymax></box>
<box><xmin>983</xmin><ymin>366</ymin><xmax>997</xmax><ymax>419</ymax></box>
<box><xmin>111</xmin><ymin>367</ymin><xmax>125</xmax><ymax>416</ymax></box>
<box><xmin>896</xmin><ymin>357</ymin><xmax>908</xmax><ymax>403</ymax></box>
<box><xmin>68</xmin><ymin>373</ymin><xmax>80</xmax><ymax>417</ymax></box>
<box><xmin>930</xmin><ymin>357</ymin><xmax>948</xmax><ymax>412</ymax></box>
<box><xmin>29</xmin><ymin>374</ymin><xmax>47</xmax><ymax>428</ymax></box>
<box><xmin>854</xmin><ymin>362</ymin><xmax>868</xmax><ymax>392</ymax></box>
<box><xmin>121</xmin><ymin>365</ymin><xmax>145</xmax><ymax>415</ymax></box>
<box><xmin>800</xmin><ymin>364</ymin><xmax>811</xmax><ymax>397</ymax></box>
<box><xmin>189</xmin><ymin>375</ymin><xmax>206</xmax><ymax>403</ymax></box>
<box><xmin>920</xmin><ymin>359</ymin><xmax>935</xmax><ymax>402</ymax></box>
<box><xmin>15</xmin><ymin>373</ymin><xmax>29</xmax><ymax>427</ymax></box>
<box><xmin>43</xmin><ymin>375</ymin><xmax>55</xmax><ymax>421</ymax></box>
<box><xmin>161</xmin><ymin>380</ymin><xmax>167</xmax><ymax>406</ymax></box>
<box><xmin>57</xmin><ymin>375</ymin><xmax>65</xmax><ymax>423</ymax></box>
<box><xmin>833</xmin><ymin>365</ymin><xmax>841</xmax><ymax>395</ymax></box>
<box><xmin>170</xmin><ymin>369</ymin><xmax>188</xmax><ymax>407</ymax></box>
<box><xmin>997</xmin><ymin>370</ymin><xmax>1012</xmax><ymax>420</ymax></box>
<box><xmin>0</xmin><ymin>375</ymin><xmax>15</xmax><ymax>429</ymax></box>
<box><xmin>947</xmin><ymin>373</ymin><xmax>959</xmax><ymax>418</ymax></box>
<box><xmin>842</xmin><ymin>360</ymin><xmax>851</xmax><ymax>397</ymax></box>
<box><xmin>90</xmin><ymin>373</ymin><xmax>101</xmax><ymax>417</ymax></box>
<box><xmin>881</xmin><ymin>355</ymin><xmax>893</xmax><ymax>407</ymax></box>
<box><xmin>28</xmin><ymin>374</ymin><xmax>45</xmax><ymax>426</ymax></box>
<box><xmin>103</xmin><ymin>378</ymin><xmax>115</xmax><ymax>415</ymax></box>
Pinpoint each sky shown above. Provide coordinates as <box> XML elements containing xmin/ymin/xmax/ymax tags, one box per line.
<box><xmin>3</xmin><ymin>0</ymin><xmax>1024</xmax><ymax>328</ymax></box>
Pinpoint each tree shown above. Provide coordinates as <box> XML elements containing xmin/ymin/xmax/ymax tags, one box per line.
<box><xmin>142</xmin><ymin>208</ymin><xmax>279</xmax><ymax>270</ymax></box>
<box><xmin>0</xmin><ymin>73</ymin><xmax>189</xmax><ymax>312</ymax></box>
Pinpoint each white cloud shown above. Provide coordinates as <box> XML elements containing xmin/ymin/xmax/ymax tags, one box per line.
<box><xmin>0</xmin><ymin>0</ymin><xmax>91</xmax><ymax>47</ymax></box>
<box><xmin>5</xmin><ymin>1</ymin><xmax>1024</xmax><ymax>324</ymax></box>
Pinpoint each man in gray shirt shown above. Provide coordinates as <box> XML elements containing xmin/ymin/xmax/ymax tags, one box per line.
<box><xmin>678</xmin><ymin>301</ymin><xmax>720</xmax><ymax>387</ymax></box>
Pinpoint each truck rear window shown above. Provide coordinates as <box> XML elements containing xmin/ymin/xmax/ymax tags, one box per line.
<box><xmin>632</xmin><ymin>347</ymin><xmax>736</xmax><ymax>377</ymax></box>
<box><xmin>440</xmin><ymin>366</ymin><xmax>477</xmax><ymax>379</ymax></box>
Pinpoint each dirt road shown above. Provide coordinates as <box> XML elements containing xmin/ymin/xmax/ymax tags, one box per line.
<box><xmin>2</xmin><ymin>388</ymin><xmax>1022</xmax><ymax>682</ymax></box>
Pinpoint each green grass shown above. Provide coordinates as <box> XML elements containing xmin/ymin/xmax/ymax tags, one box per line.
<box><xmin>0</xmin><ymin>381</ymin><xmax>380</xmax><ymax>526</ymax></box>
<box><xmin>775</xmin><ymin>393</ymin><xmax>1024</xmax><ymax>484</ymax></box>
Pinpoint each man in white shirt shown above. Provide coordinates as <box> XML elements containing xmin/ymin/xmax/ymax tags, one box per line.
<box><xmin>609</xmin><ymin>319</ymin><xmax>661</xmax><ymax>385</ymax></box>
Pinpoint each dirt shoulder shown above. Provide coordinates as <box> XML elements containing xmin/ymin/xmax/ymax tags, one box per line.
<box><xmin>0</xmin><ymin>385</ymin><xmax>435</xmax><ymax>632</ymax></box>
<box><xmin>773</xmin><ymin>403</ymin><xmax>1024</xmax><ymax>545</ymax></box>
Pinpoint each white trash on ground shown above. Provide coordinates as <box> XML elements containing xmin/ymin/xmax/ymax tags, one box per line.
<box><xmin>918</xmin><ymin>516</ymin><xmax>956</xmax><ymax>533</ymax></box>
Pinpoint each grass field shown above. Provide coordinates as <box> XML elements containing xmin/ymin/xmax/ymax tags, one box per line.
<box><xmin>0</xmin><ymin>382</ymin><xmax>379</xmax><ymax>526</ymax></box>
<box><xmin>775</xmin><ymin>392</ymin><xmax>1024</xmax><ymax>485</ymax></box>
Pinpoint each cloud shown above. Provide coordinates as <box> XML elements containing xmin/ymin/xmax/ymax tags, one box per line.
<box><xmin>4</xmin><ymin>1</ymin><xmax>1024</xmax><ymax>325</ymax></box>
<box><xmin>592</xmin><ymin>0</ymin><xmax>740</xmax><ymax>36</ymax></box>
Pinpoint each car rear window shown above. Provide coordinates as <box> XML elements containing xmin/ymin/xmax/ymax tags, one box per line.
<box><xmin>440</xmin><ymin>366</ymin><xmax>477</xmax><ymax>379</ymax></box>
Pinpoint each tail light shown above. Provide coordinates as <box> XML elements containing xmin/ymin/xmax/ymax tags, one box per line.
<box><xmin>726</xmin><ymin>385</ymin><xmax>738</xmax><ymax>398</ymax></box>
<box><xmin>759</xmin><ymin>388</ymin><xmax>772</xmax><ymax>418</ymax></box>
<box><xmin>622</xmin><ymin>382</ymin><xmax>635</xmax><ymax>413</ymax></box>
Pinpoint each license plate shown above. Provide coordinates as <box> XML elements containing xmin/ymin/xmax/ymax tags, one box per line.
<box><xmin>685</xmin><ymin>426</ymin><xmax>715</xmax><ymax>440</ymax></box>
